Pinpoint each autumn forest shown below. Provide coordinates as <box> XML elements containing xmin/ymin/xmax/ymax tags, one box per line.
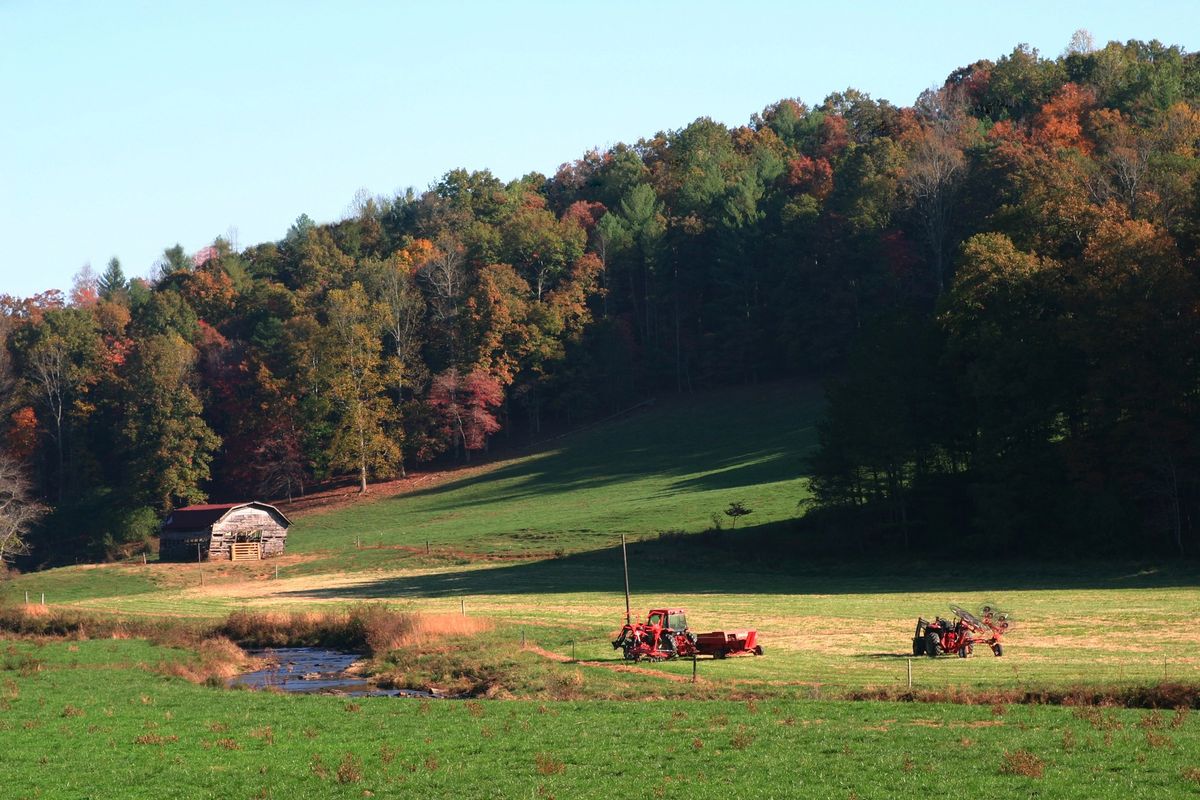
<box><xmin>3</xmin><ymin>39</ymin><xmax>1200</xmax><ymax>566</ymax></box>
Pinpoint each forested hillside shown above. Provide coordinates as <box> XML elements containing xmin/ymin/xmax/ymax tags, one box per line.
<box><xmin>2</xmin><ymin>38</ymin><xmax>1200</xmax><ymax>565</ymax></box>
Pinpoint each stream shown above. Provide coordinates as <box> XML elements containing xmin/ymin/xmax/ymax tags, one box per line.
<box><xmin>229</xmin><ymin>647</ymin><xmax>438</xmax><ymax>698</ymax></box>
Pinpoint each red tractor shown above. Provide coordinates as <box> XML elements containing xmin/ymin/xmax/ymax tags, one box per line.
<box><xmin>612</xmin><ymin>608</ymin><xmax>763</xmax><ymax>662</ymax></box>
<box><xmin>913</xmin><ymin>604</ymin><xmax>1011</xmax><ymax>658</ymax></box>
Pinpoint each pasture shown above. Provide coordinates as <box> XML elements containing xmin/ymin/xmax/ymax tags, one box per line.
<box><xmin>3</xmin><ymin>640</ymin><xmax>1199</xmax><ymax>800</ymax></box>
<box><xmin>2</xmin><ymin>382</ymin><xmax>1199</xmax><ymax>796</ymax></box>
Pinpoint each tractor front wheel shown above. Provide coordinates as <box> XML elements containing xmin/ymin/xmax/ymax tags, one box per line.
<box><xmin>958</xmin><ymin>643</ymin><xmax>973</xmax><ymax>658</ymax></box>
<box><xmin>925</xmin><ymin>631</ymin><xmax>942</xmax><ymax>658</ymax></box>
<box><xmin>991</xmin><ymin>643</ymin><xmax>1004</xmax><ymax>657</ymax></box>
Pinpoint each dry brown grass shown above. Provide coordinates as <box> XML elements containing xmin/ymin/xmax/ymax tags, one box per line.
<box><xmin>14</xmin><ymin>604</ymin><xmax>52</xmax><ymax>619</ymax></box>
<box><xmin>336</xmin><ymin>753</ymin><xmax>363</xmax><ymax>784</ymax></box>
<box><xmin>133</xmin><ymin>733</ymin><xmax>178</xmax><ymax>745</ymax></box>
<box><xmin>546</xmin><ymin>668</ymin><xmax>586</xmax><ymax>700</ymax></box>
<box><xmin>0</xmin><ymin>602</ymin><xmax>213</xmax><ymax>647</ymax></box>
<box><xmin>535</xmin><ymin>752</ymin><xmax>566</xmax><ymax>775</ymax></box>
<box><xmin>217</xmin><ymin>604</ymin><xmax>492</xmax><ymax>656</ymax></box>
<box><xmin>368</xmin><ymin>611</ymin><xmax>492</xmax><ymax>654</ymax></box>
<box><xmin>730</xmin><ymin>725</ymin><xmax>756</xmax><ymax>750</ymax></box>
<box><xmin>249</xmin><ymin>726</ymin><xmax>274</xmax><ymax>745</ymax></box>
<box><xmin>999</xmin><ymin>749</ymin><xmax>1045</xmax><ymax>778</ymax></box>
<box><xmin>155</xmin><ymin>635</ymin><xmax>248</xmax><ymax>684</ymax></box>
<box><xmin>1145</xmin><ymin>730</ymin><xmax>1174</xmax><ymax>749</ymax></box>
<box><xmin>845</xmin><ymin>682</ymin><xmax>1200</xmax><ymax>710</ymax></box>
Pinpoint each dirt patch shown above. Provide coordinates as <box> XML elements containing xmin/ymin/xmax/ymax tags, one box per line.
<box><xmin>525</xmin><ymin>645</ymin><xmax>571</xmax><ymax>663</ymax></box>
<box><xmin>274</xmin><ymin>461</ymin><xmax>517</xmax><ymax>519</ymax></box>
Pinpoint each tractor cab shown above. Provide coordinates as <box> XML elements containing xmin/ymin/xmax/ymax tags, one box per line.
<box><xmin>646</xmin><ymin>609</ymin><xmax>688</xmax><ymax>634</ymax></box>
<box><xmin>613</xmin><ymin>608</ymin><xmax>696</xmax><ymax>661</ymax></box>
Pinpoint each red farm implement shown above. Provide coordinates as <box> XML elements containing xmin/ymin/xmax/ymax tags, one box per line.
<box><xmin>611</xmin><ymin>608</ymin><xmax>763</xmax><ymax>662</ymax></box>
<box><xmin>913</xmin><ymin>604</ymin><xmax>1012</xmax><ymax>658</ymax></box>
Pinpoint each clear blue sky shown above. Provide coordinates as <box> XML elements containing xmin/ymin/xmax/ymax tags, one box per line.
<box><xmin>1</xmin><ymin>1</ymin><xmax>1195</xmax><ymax>299</ymax></box>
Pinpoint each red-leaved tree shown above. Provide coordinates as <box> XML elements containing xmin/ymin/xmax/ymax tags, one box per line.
<box><xmin>429</xmin><ymin>369</ymin><xmax>503</xmax><ymax>461</ymax></box>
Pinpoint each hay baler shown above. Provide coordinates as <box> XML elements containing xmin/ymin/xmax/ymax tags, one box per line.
<box><xmin>612</xmin><ymin>608</ymin><xmax>763</xmax><ymax>662</ymax></box>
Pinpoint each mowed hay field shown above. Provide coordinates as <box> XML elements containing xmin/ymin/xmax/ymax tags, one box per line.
<box><xmin>3</xmin><ymin>382</ymin><xmax>1200</xmax><ymax>796</ymax></box>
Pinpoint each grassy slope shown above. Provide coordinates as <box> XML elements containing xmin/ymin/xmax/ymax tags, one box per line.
<box><xmin>4</xmin><ymin>640</ymin><xmax>1199</xmax><ymax>800</ymax></box>
<box><xmin>290</xmin><ymin>381</ymin><xmax>823</xmax><ymax>561</ymax></box>
<box><xmin>3</xmin><ymin>380</ymin><xmax>1199</xmax><ymax>694</ymax></box>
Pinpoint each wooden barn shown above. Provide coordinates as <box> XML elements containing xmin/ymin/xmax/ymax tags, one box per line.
<box><xmin>159</xmin><ymin>502</ymin><xmax>290</xmax><ymax>562</ymax></box>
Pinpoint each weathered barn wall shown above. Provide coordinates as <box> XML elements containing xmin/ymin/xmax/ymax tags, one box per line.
<box><xmin>206</xmin><ymin>508</ymin><xmax>288</xmax><ymax>560</ymax></box>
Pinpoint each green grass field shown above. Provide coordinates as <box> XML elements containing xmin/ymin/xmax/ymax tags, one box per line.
<box><xmin>3</xmin><ymin>381</ymin><xmax>1200</xmax><ymax>796</ymax></box>
<box><xmin>289</xmin><ymin>382</ymin><xmax>824</xmax><ymax>563</ymax></box>
<box><xmin>4</xmin><ymin>640</ymin><xmax>1199</xmax><ymax>800</ymax></box>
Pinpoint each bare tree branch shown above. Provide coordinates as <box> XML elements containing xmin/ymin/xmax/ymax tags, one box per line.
<box><xmin>0</xmin><ymin>451</ymin><xmax>43</xmax><ymax>564</ymax></box>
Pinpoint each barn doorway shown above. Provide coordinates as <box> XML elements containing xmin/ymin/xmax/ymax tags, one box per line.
<box><xmin>231</xmin><ymin>530</ymin><xmax>263</xmax><ymax>561</ymax></box>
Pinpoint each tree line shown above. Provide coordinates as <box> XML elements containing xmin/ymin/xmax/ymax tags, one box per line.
<box><xmin>2</xmin><ymin>36</ymin><xmax>1199</xmax><ymax>565</ymax></box>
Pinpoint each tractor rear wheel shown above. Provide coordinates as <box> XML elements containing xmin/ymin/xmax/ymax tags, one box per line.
<box><xmin>991</xmin><ymin>643</ymin><xmax>1004</xmax><ymax>657</ymax></box>
<box><xmin>912</xmin><ymin>637</ymin><xmax>926</xmax><ymax>656</ymax></box>
<box><xmin>925</xmin><ymin>631</ymin><xmax>941</xmax><ymax>658</ymax></box>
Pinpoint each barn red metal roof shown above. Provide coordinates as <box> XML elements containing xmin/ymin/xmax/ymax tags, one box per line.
<box><xmin>162</xmin><ymin>501</ymin><xmax>291</xmax><ymax>531</ymax></box>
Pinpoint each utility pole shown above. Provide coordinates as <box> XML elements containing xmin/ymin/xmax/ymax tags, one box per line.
<box><xmin>621</xmin><ymin>533</ymin><xmax>631</xmax><ymax>626</ymax></box>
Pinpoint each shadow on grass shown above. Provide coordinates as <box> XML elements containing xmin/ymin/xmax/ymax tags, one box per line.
<box><xmin>279</xmin><ymin>522</ymin><xmax>1200</xmax><ymax>601</ymax></box>
<box><xmin>376</xmin><ymin>383</ymin><xmax>823</xmax><ymax>513</ymax></box>
<box><xmin>859</xmin><ymin>653</ymin><xmax>919</xmax><ymax>660</ymax></box>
